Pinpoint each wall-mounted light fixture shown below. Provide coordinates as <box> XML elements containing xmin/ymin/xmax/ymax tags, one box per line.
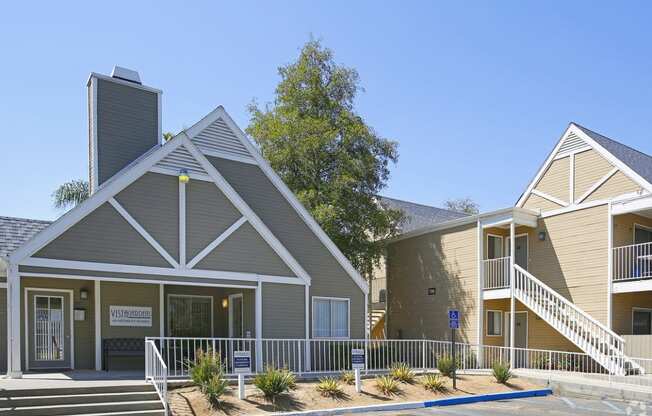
<box><xmin>80</xmin><ymin>289</ymin><xmax>88</xmax><ymax>300</ymax></box>
<box><xmin>538</xmin><ymin>231</ymin><xmax>546</xmax><ymax>241</ymax></box>
<box><xmin>222</xmin><ymin>298</ymin><xmax>229</xmax><ymax>309</ymax></box>
<box><xmin>178</xmin><ymin>168</ymin><xmax>190</xmax><ymax>184</ymax></box>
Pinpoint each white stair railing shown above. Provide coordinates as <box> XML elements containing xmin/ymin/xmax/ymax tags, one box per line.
<box><xmin>513</xmin><ymin>264</ymin><xmax>627</xmax><ymax>375</ymax></box>
<box><xmin>145</xmin><ymin>339</ymin><xmax>168</xmax><ymax>415</ymax></box>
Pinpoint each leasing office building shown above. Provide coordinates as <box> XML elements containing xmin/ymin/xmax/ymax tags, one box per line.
<box><xmin>0</xmin><ymin>67</ymin><xmax>367</xmax><ymax>377</ymax></box>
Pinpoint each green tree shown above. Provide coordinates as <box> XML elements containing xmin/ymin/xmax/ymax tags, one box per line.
<box><xmin>247</xmin><ymin>39</ymin><xmax>403</xmax><ymax>279</ymax></box>
<box><xmin>444</xmin><ymin>197</ymin><xmax>479</xmax><ymax>215</ymax></box>
<box><xmin>52</xmin><ymin>179</ymin><xmax>90</xmax><ymax>210</ymax></box>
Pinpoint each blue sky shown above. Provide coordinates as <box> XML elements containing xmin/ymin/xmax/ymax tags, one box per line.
<box><xmin>3</xmin><ymin>1</ymin><xmax>652</xmax><ymax>220</ymax></box>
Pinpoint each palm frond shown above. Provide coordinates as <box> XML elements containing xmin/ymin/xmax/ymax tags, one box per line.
<box><xmin>52</xmin><ymin>179</ymin><xmax>90</xmax><ymax>209</ymax></box>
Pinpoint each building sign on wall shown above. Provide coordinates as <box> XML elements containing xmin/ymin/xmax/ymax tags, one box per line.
<box><xmin>109</xmin><ymin>305</ymin><xmax>152</xmax><ymax>327</ymax></box>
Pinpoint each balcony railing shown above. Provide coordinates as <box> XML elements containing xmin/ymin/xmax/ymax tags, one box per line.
<box><xmin>483</xmin><ymin>257</ymin><xmax>510</xmax><ymax>289</ymax></box>
<box><xmin>613</xmin><ymin>241</ymin><xmax>652</xmax><ymax>282</ymax></box>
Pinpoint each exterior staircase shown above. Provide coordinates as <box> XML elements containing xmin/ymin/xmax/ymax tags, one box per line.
<box><xmin>0</xmin><ymin>384</ymin><xmax>165</xmax><ymax>416</ymax></box>
<box><xmin>370</xmin><ymin>309</ymin><xmax>386</xmax><ymax>339</ymax></box>
<box><xmin>513</xmin><ymin>265</ymin><xmax>641</xmax><ymax>376</ymax></box>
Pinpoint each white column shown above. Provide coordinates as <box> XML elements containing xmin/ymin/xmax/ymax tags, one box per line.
<box><xmin>94</xmin><ymin>280</ymin><xmax>102</xmax><ymax>371</ymax></box>
<box><xmin>607</xmin><ymin>202</ymin><xmax>613</xmax><ymax>329</ymax></box>
<box><xmin>179</xmin><ymin>182</ymin><xmax>186</xmax><ymax>268</ymax></box>
<box><xmin>7</xmin><ymin>264</ymin><xmax>22</xmax><ymax>378</ymax></box>
<box><xmin>159</xmin><ymin>284</ymin><xmax>165</xmax><ymax>337</ymax></box>
<box><xmin>304</xmin><ymin>284</ymin><xmax>311</xmax><ymax>372</ymax></box>
<box><xmin>476</xmin><ymin>218</ymin><xmax>484</xmax><ymax>367</ymax></box>
<box><xmin>255</xmin><ymin>280</ymin><xmax>263</xmax><ymax>372</ymax></box>
<box><xmin>509</xmin><ymin>221</ymin><xmax>516</xmax><ymax>366</ymax></box>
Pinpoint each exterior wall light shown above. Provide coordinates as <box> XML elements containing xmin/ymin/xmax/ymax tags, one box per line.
<box><xmin>79</xmin><ymin>289</ymin><xmax>88</xmax><ymax>300</ymax></box>
<box><xmin>178</xmin><ymin>169</ymin><xmax>190</xmax><ymax>184</ymax></box>
<box><xmin>538</xmin><ymin>231</ymin><xmax>546</xmax><ymax>241</ymax></box>
<box><xmin>222</xmin><ymin>298</ymin><xmax>228</xmax><ymax>309</ymax></box>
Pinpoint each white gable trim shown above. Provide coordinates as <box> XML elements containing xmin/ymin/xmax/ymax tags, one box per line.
<box><xmin>186</xmin><ymin>216</ymin><xmax>247</xmax><ymax>269</ymax></box>
<box><xmin>574</xmin><ymin>167</ymin><xmax>619</xmax><ymax>204</ymax></box>
<box><xmin>516</xmin><ymin>124</ymin><xmax>652</xmax><ymax>208</ymax></box>
<box><xmin>530</xmin><ymin>189</ymin><xmax>568</xmax><ymax>207</ymax></box>
<box><xmin>212</xmin><ymin>108</ymin><xmax>369</xmax><ymax>295</ymax></box>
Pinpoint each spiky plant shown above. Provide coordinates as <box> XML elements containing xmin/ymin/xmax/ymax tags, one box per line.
<box><xmin>52</xmin><ymin>179</ymin><xmax>90</xmax><ymax>210</ymax></box>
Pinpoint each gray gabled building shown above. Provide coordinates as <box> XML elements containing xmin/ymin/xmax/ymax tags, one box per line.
<box><xmin>0</xmin><ymin>66</ymin><xmax>367</xmax><ymax>377</ymax></box>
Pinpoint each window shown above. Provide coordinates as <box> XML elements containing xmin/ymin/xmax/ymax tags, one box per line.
<box><xmin>313</xmin><ymin>297</ymin><xmax>350</xmax><ymax>338</ymax></box>
<box><xmin>486</xmin><ymin>310</ymin><xmax>502</xmax><ymax>336</ymax></box>
<box><xmin>634</xmin><ymin>225</ymin><xmax>652</xmax><ymax>245</ymax></box>
<box><xmin>168</xmin><ymin>295</ymin><xmax>213</xmax><ymax>337</ymax></box>
<box><xmin>633</xmin><ymin>309</ymin><xmax>652</xmax><ymax>335</ymax></box>
<box><xmin>487</xmin><ymin>235</ymin><xmax>503</xmax><ymax>259</ymax></box>
<box><xmin>379</xmin><ymin>289</ymin><xmax>387</xmax><ymax>303</ymax></box>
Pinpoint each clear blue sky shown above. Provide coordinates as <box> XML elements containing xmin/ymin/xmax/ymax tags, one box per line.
<box><xmin>3</xmin><ymin>1</ymin><xmax>652</xmax><ymax>221</ymax></box>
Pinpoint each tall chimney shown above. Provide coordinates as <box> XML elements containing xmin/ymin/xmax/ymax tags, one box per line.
<box><xmin>87</xmin><ymin>66</ymin><xmax>162</xmax><ymax>193</ymax></box>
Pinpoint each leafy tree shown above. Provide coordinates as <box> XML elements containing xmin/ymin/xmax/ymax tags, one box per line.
<box><xmin>444</xmin><ymin>197</ymin><xmax>479</xmax><ymax>215</ymax></box>
<box><xmin>246</xmin><ymin>39</ymin><xmax>403</xmax><ymax>278</ymax></box>
<box><xmin>52</xmin><ymin>179</ymin><xmax>90</xmax><ymax>210</ymax></box>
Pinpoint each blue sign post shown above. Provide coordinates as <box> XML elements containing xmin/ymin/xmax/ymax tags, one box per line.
<box><xmin>448</xmin><ymin>309</ymin><xmax>460</xmax><ymax>390</ymax></box>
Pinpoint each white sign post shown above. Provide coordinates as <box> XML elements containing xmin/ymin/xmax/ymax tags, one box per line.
<box><xmin>234</xmin><ymin>351</ymin><xmax>251</xmax><ymax>400</ymax></box>
<box><xmin>351</xmin><ymin>348</ymin><xmax>365</xmax><ymax>393</ymax></box>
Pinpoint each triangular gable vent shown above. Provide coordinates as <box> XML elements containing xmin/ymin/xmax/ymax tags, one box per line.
<box><xmin>557</xmin><ymin>131</ymin><xmax>590</xmax><ymax>157</ymax></box>
<box><xmin>192</xmin><ymin>117</ymin><xmax>256</xmax><ymax>163</ymax></box>
<box><xmin>153</xmin><ymin>145</ymin><xmax>208</xmax><ymax>177</ymax></box>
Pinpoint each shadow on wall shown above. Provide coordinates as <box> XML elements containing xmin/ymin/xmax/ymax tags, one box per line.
<box><xmin>387</xmin><ymin>228</ymin><xmax>474</xmax><ymax>343</ymax></box>
<box><xmin>528</xmin><ymin>222</ymin><xmax>573</xmax><ymax>302</ymax></box>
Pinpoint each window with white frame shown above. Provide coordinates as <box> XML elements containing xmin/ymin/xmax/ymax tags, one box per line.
<box><xmin>486</xmin><ymin>310</ymin><xmax>502</xmax><ymax>336</ymax></box>
<box><xmin>487</xmin><ymin>235</ymin><xmax>503</xmax><ymax>259</ymax></box>
<box><xmin>313</xmin><ymin>297</ymin><xmax>350</xmax><ymax>338</ymax></box>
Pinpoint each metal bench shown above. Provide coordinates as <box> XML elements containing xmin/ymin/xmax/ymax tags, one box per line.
<box><xmin>102</xmin><ymin>338</ymin><xmax>145</xmax><ymax>371</ymax></box>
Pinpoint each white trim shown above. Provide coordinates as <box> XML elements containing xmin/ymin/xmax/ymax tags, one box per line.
<box><xmin>87</xmin><ymin>72</ymin><xmax>163</xmax><ymax>94</ymax></box>
<box><xmin>179</xmin><ymin>182</ymin><xmax>186</xmax><ymax>267</ymax></box>
<box><xmin>607</xmin><ymin>202</ymin><xmax>613</xmax><ymax>329</ymax></box>
<box><xmin>476</xmin><ymin>218</ymin><xmax>483</xmax><ymax>349</ymax></box>
<box><xmin>531</xmin><ymin>189</ymin><xmax>568</xmax><ymax>207</ymax></box>
<box><xmin>7</xmin><ymin>264</ymin><xmax>21</xmax><ymax>377</ymax></box>
<box><xmin>539</xmin><ymin>199</ymin><xmax>609</xmax><ymax>218</ymax></box>
<box><xmin>159</xmin><ymin>284</ymin><xmax>165</xmax><ymax>337</ymax></box>
<box><xmin>186</xmin><ymin>217</ymin><xmax>247</xmax><ymax>269</ymax></box>
<box><xmin>213</xmin><ymin>108</ymin><xmax>367</xmax><ymax>294</ymax></box>
<box><xmin>228</xmin><ymin>293</ymin><xmax>244</xmax><ymax>338</ymax></box>
<box><xmin>90</xmin><ymin>76</ymin><xmax>99</xmax><ymax>193</ymax></box>
<box><xmin>569</xmin><ymin>152</ymin><xmax>575</xmax><ymax>202</ymax></box>
<box><xmin>24</xmin><ymin>288</ymin><xmax>74</xmax><ymax>371</ymax></box>
<box><xmin>575</xmin><ymin>167</ymin><xmax>619</xmax><ymax>204</ymax></box>
<box><xmin>486</xmin><ymin>234</ymin><xmax>504</xmax><ymax>259</ymax></box>
<box><xmin>0</xmin><ymin>282</ymin><xmax>6</xmax><ymax>289</ymax></box>
<box><xmin>613</xmin><ymin>278</ymin><xmax>652</xmax><ymax>293</ymax></box>
<box><xmin>485</xmin><ymin>310</ymin><xmax>503</xmax><ymax>337</ymax></box>
<box><xmin>94</xmin><ymin>280</ymin><xmax>101</xmax><ymax>370</ymax></box>
<box><xmin>611</xmin><ymin>193</ymin><xmax>652</xmax><ymax>215</ymax></box>
<box><xmin>21</xmin><ymin>272</ymin><xmax>257</xmax><ymax>289</ymax></box>
<box><xmin>504</xmin><ymin>311</ymin><xmax>528</xmax><ymax>349</ymax></box>
<box><xmin>632</xmin><ymin>307</ymin><xmax>652</xmax><ymax>335</ymax></box>
<box><xmin>311</xmin><ymin>296</ymin><xmax>351</xmax><ymax>339</ymax></box>
<box><xmin>108</xmin><ymin>198</ymin><xmax>179</xmax><ymax>268</ymax></box>
<box><xmin>167</xmin><ymin>294</ymin><xmax>214</xmax><ymax>337</ymax></box>
<box><xmin>157</xmin><ymin>92</ymin><xmax>162</xmax><ymax>145</ymax></box>
<box><xmin>20</xmin><ymin>257</ymin><xmax>303</xmax><ymax>285</ymax></box>
<box><xmin>482</xmin><ymin>288</ymin><xmax>510</xmax><ymax>300</ymax></box>
<box><xmin>181</xmin><ymin>139</ymin><xmax>312</xmax><ymax>286</ymax></box>
<box><xmin>200</xmin><ymin>149</ymin><xmax>258</xmax><ymax>165</ymax></box>
<box><xmin>149</xmin><ymin>166</ymin><xmax>213</xmax><ymax>182</ymax></box>
<box><xmin>255</xmin><ymin>281</ymin><xmax>263</xmax><ymax>371</ymax></box>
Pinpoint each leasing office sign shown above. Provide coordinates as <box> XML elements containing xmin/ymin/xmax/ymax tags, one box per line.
<box><xmin>109</xmin><ymin>305</ymin><xmax>152</xmax><ymax>327</ymax></box>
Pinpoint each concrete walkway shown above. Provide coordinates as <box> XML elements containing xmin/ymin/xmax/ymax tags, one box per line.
<box><xmin>0</xmin><ymin>370</ymin><xmax>147</xmax><ymax>389</ymax></box>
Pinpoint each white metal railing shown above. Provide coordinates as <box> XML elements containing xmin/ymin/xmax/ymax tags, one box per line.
<box><xmin>513</xmin><ymin>264</ymin><xmax>627</xmax><ymax>375</ymax></box>
<box><xmin>613</xmin><ymin>241</ymin><xmax>652</xmax><ymax>281</ymax></box>
<box><xmin>145</xmin><ymin>340</ymin><xmax>168</xmax><ymax>415</ymax></box>
<box><xmin>482</xmin><ymin>257</ymin><xmax>511</xmax><ymax>289</ymax></box>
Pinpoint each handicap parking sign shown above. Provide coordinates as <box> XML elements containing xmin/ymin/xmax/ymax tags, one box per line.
<box><xmin>448</xmin><ymin>309</ymin><xmax>460</xmax><ymax>329</ymax></box>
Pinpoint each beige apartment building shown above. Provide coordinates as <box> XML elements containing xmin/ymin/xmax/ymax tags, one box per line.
<box><xmin>384</xmin><ymin>123</ymin><xmax>652</xmax><ymax>372</ymax></box>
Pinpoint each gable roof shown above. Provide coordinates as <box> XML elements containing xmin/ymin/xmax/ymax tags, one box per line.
<box><xmin>572</xmin><ymin>123</ymin><xmax>652</xmax><ymax>186</ymax></box>
<box><xmin>379</xmin><ymin>196</ymin><xmax>469</xmax><ymax>234</ymax></box>
<box><xmin>0</xmin><ymin>216</ymin><xmax>51</xmax><ymax>259</ymax></box>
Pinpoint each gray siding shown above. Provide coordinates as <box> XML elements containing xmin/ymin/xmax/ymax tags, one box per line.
<box><xmin>20</xmin><ymin>277</ymin><xmax>95</xmax><ymax>370</ymax></box>
<box><xmin>186</xmin><ymin>179</ymin><xmax>241</xmax><ymax>260</ymax></box>
<box><xmin>94</xmin><ymin>78</ymin><xmax>159</xmax><ymax>187</ymax></box>
<box><xmin>0</xmin><ymin>288</ymin><xmax>5</xmax><ymax>373</ymax></box>
<box><xmin>209</xmin><ymin>156</ymin><xmax>365</xmax><ymax>338</ymax></box>
<box><xmin>262</xmin><ymin>283</ymin><xmax>305</xmax><ymax>338</ymax></box>
<box><xmin>34</xmin><ymin>203</ymin><xmax>170</xmax><ymax>268</ymax></box>
<box><xmin>196</xmin><ymin>223</ymin><xmax>295</xmax><ymax>276</ymax></box>
<box><xmin>115</xmin><ymin>173</ymin><xmax>179</xmax><ymax>261</ymax></box>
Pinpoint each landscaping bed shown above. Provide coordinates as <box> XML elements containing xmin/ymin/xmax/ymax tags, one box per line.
<box><xmin>169</xmin><ymin>373</ymin><xmax>544</xmax><ymax>415</ymax></box>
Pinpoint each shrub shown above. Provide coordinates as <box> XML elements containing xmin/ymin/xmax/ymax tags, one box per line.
<box><xmin>422</xmin><ymin>373</ymin><xmax>446</xmax><ymax>392</ymax></box>
<box><xmin>389</xmin><ymin>362</ymin><xmax>415</xmax><ymax>384</ymax></box>
<box><xmin>341</xmin><ymin>371</ymin><xmax>355</xmax><ymax>385</ymax></box>
<box><xmin>437</xmin><ymin>356</ymin><xmax>456</xmax><ymax>377</ymax></box>
<box><xmin>187</xmin><ymin>350</ymin><xmax>228</xmax><ymax>405</ymax></box>
<box><xmin>204</xmin><ymin>374</ymin><xmax>229</xmax><ymax>404</ymax></box>
<box><xmin>253</xmin><ymin>366</ymin><xmax>297</xmax><ymax>402</ymax></box>
<box><xmin>316</xmin><ymin>377</ymin><xmax>344</xmax><ymax>398</ymax></box>
<box><xmin>375</xmin><ymin>375</ymin><xmax>400</xmax><ymax>396</ymax></box>
<box><xmin>492</xmin><ymin>362</ymin><xmax>513</xmax><ymax>384</ymax></box>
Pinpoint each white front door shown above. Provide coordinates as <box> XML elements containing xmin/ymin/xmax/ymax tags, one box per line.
<box><xmin>28</xmin><ymin>290</ymin><xmax>72</xmax><ymax>370</ymax></box>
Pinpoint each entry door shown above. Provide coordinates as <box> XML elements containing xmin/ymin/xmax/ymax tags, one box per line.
<box><xmin>505</xmin><ymin>312</ymin><xmax>528</xmax><ymax>368</ymax></box>
<box><xmin>28</xmin><ymin>290</ymin><xmax>72</xmax><ymax>370</ymax></box>
<box><xmin>228</xmin><ymin>294</ymin><xmax>243</xmax><ymax>338</ymax></box>
<box><xmin>506</xmin><ymin>235</ymin><xmax>528</xmax><ymax>270</ymax></box>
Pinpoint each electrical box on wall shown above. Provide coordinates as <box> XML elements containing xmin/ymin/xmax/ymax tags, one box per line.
<box><xmin>74</xmin><ymin>308</ymin><xmax>86</xmax><ymax>321</ymax></box>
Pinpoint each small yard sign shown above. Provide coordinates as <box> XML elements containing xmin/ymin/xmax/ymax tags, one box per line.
<box><xmin>351</xmin><ymin>348</ymin><xmax>365</xmax><ymax>369</ymax></box>
<box><xmin>233</xmin><ymin>351</ymin><xmax>251</xmax><ymax>374</ymax></box>
<box><xmin>448</xmin><ymin>309</ymin><xmax>460</xmax><ymax>329</ymax></box>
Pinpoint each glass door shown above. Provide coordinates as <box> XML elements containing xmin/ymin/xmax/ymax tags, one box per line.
<box><xmin>28</xmin><ymin>291</ymin><xmax>71</xmax><ymax>369</ymax></box>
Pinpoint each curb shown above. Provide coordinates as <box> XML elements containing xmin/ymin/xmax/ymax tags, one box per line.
<box><xmin>273</xmin><ymin>388</ymin><xmax>553</xmax><ymax>415</ymax></box>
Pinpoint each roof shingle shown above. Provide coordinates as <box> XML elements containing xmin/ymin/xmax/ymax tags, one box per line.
<box><xmin>0</xmin><ymin>216</ymin><xmax>51</xmax><ymax>259</ymax></box>
<box><xmin>379</xmin><ymin>196</ymin><xmax>470</xmax><ymax>234</ymax></box>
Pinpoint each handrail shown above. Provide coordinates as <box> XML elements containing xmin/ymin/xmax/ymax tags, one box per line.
<box><xmin>514</xmin><ymin>264</ymin><xmax>624</xmax><ymax>342</ymax></box>
<box><xmin>612</xmin><ymin>241</ymin><xmax>652</xmax><ymax>281</ymax></box>
<box><xmin>482</xmin><ymin>256</ymin><xmax>510</xmax><ymax>289</ymax></box>
<box><xmin>145</xmin><ymin>340</ymin><xmax>168</xmax><ymax>415</ymax></box>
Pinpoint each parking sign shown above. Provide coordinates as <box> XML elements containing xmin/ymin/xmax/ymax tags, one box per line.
<box><xmin>448</xmin><ymin>309</ymin><xmax>460</xmax><ymax>329</ymax></box>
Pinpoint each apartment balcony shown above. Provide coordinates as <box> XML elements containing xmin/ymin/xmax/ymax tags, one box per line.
<box><xmin>613</xmin><ymin>241</ymin><xmax>652</xmax><ymax>293</ymax></box>
<box><xmin>483</xmin><ymin>256</ymin><xmax>510</xmax><ymax>299</ymax></box>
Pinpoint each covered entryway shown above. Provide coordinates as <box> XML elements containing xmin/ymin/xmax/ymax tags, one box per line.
<box><xmin>26</xmin><ymin>288</ymin><xmax>73</xmax><ymax>370</ymax></box>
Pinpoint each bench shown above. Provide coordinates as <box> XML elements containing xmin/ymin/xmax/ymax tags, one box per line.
<box><xmin>102</xmin><ymin>338</ymin><xmax>145</xmax><ymax>371</ymax></box>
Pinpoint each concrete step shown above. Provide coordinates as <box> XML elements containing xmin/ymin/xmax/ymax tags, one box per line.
<box><xmin>0</xmin><ymin>384</ymin><xmax>154</xmax><ymax>398</ymax></box>
<box><xmin>0</xmin><ymin>391</ymin><xmax>160</xmax><ymax>408</ymax></box>
<box><xmin>0</xmin><ymin>400</ymin><xmax>164</xmax><ymax>416</ymax></box>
